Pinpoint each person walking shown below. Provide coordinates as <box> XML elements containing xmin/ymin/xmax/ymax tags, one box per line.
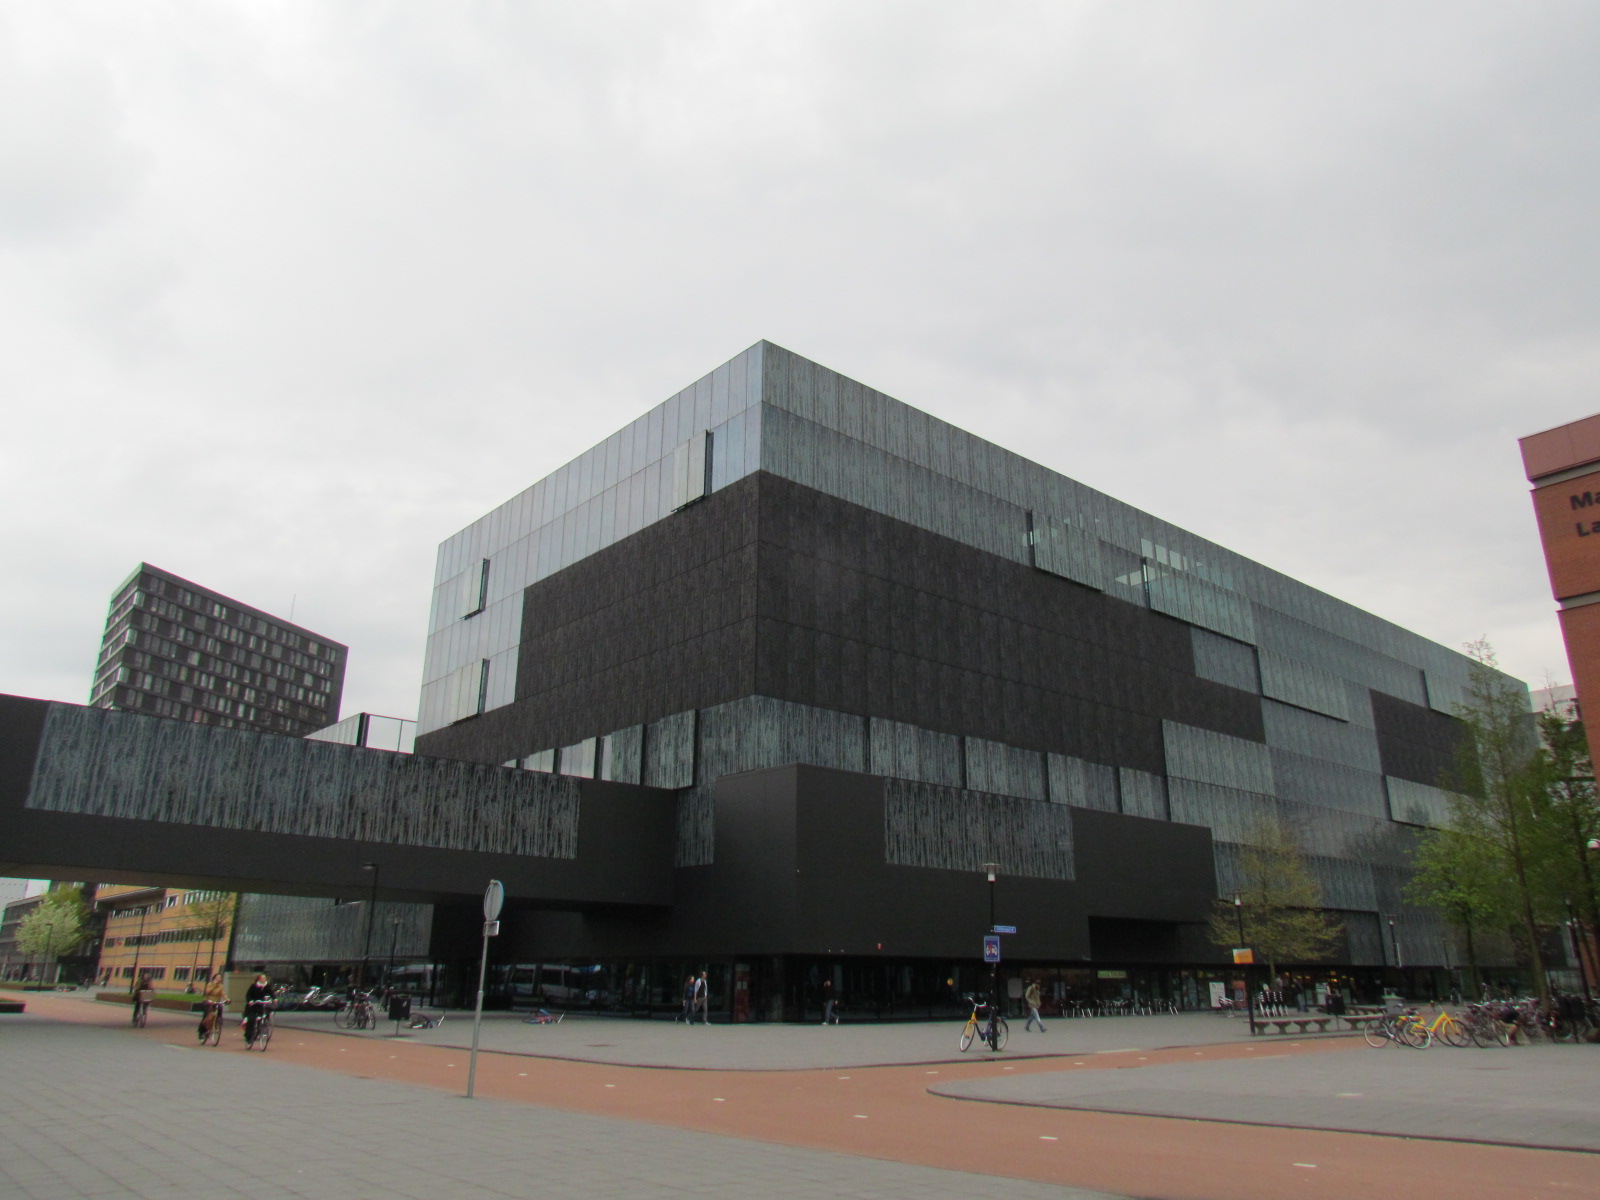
<box><xmin>693</xmin><ymin>970</ymin><xmax>709</xmax><ymax>1025</ymax></box>
<box><xmin>821</xmin><ymin>978</ymin><xmax>839</xmax><ymax>1025</ymax></box>
<box><xmin>1024</xmin><ymin>979</ymin><xmax>1045</xmax><ymax>1032</ymax></box>
<box><xmin>677</xmin><ymin>974</ymin><xmax>695</xmax><ymax>1025</ymax></box>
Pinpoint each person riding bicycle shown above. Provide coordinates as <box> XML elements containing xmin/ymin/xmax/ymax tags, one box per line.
<box><xmin>243</xmin><ymin>974</ymin><xmax>275</xmax><ymax>1043</ymax></box>
<box><xmin>197</xmin><ymin>972</ymin><xmax>226</xmax><ymax>1041</ymax></box>
<box><xmin>130</xmin><ymin>971</ymin><xmax>154</xmax><ymax>1026</ymax></box>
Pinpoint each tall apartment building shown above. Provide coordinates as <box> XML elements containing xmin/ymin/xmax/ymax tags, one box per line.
<box><xmin>88</xmin><ymin>564</ymin><xmax>347</xmax><ymax>737</ymax></box>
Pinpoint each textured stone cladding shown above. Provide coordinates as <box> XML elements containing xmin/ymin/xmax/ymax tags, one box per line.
<box><xmin>27</xmin><ymin>703</ymin><xmax>579</xmax><ymax>858</ymax></box>
<box><xmin>415</xmin><ymin>471</ymin><xmax>1262</xmax><ymax>769</ymax></box>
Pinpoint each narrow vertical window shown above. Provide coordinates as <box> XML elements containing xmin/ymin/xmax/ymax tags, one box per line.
<box><xmin>459</xmin><ymin>558</ymin><xmax>490</xmax><ymax>619</ymax></box>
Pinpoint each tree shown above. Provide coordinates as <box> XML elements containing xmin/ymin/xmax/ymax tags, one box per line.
<box><xmin>1405</xmin><ymin>824</ymin><xmax>1512</xmax><ymax>999</ymax></box>
<box><xmin>1528</xmin><ymin>707</ymin><xmax>1600</xmax><ymax>980</ymax></box>
<box><xmin>1439</xmin><ymin>640</ymin><xmax>1556</xmax><ymax>1005</ymax></box>
<box><xmin>184</xmin><ymin>891</ymin><xmax>238</xmax><ymax>980</ymax></box>
<box><xmin>1207</xmin><ymin>816</ymin><xmax>1344</xmax><ymax>980</ymax></box>
<box><xmin>15</xmin><ymin>887</ymin><xmax>90</xmax><ymax>985</ymax></box>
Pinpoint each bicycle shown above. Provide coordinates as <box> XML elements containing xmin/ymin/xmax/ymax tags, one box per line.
<box><xmin>409</xmin><ymin>1008</ymin><xmax>446</xmax><ymax>1030</ymax></box>
<box><xmin>336</xmin><ymin>990</ymin><xmax>377</xmax><ymax>1030</ymax></box>
<box><xmin>1363</xmin><ymin>1009</ymin><xmax>1427</xmax><ymax>1048</ymax></box>
<box><xmin>959</xmin><ymin>996</ymin><xmax>1008</xmax><ymax>1052</ymax></box>
<box><xmin>130</xmin><ymin>989</ymin><xmax>153</xmax><ymax>1028</ymax></box>
<box><xmin>1409</xmin><ymin>1006</ymin><xmax>1471</xmax><ymax>1048</ymax></box>
<box><xmin>197</xmin><ymin>1003</ymin><xmax>224</xmax><ymax>1047</ymax></box>
<box><xmin>244</xmin><ymin>1000</ymin><xmax>274</xmax><ymax>1050</ymax></box>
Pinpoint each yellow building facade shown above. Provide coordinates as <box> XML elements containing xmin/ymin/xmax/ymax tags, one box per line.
<box><xmin>96</xmin><ymin>884</ymin><xmax>234</xmax><ymax>991</ymax></box>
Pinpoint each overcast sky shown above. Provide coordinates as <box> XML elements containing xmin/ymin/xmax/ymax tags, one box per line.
<box><xmin>2</xmin><ymin>2</ymin><xmax>1595</xmax><ymax>723</ymax></box>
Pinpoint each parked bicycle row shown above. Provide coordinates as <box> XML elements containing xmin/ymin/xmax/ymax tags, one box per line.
<box><xmin>1364</xmin><ymin>995</ymin><xmax>1600</xmax><ymax>1048</ymax></box>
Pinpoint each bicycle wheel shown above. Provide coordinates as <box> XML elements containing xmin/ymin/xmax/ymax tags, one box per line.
<box><xmin>1438</xmin><ymin>1016</ymin><xmax>1470</xmax><ymax>1048</ymax></box>
<box><xmin>359</xmin><ymin>1006</ymin><xmax>375</xmax><ymax>1031</ymax></box>
<box><xmin>1363</xmin><ymin>1020</ymin><xmax>1390</xmax><ymax>1048</ymax></box>
<box><xmin>208</xmin><ymin>1015</ymin><xmax>223</xmax><ymax>1046</ymax></box>
<box><xmin>990</xmin><ymin>1017</ymin><xmax>1009</xmax><ymax>1051</ymax></box>
<box><xmin>959</xmin><ymin>1021</ymin><xmax>976</xmax><ymax>1052</ymax></box>
<box><xmin>134</xmin><ymin>1005</ymin><xmax>147</xmax><ymax>1028</ymax></box>
<box><xmin>1399</xmin><ymin>1020</ymin><xmax>1430</xmax><ymax>1048</ymax></box>
<box><xmin>253</xmin><ymin>1018</ymin><xmax>272</xmax><ymax>1050</ymax></box>
<box><xmin>335</xmin><ymin>1004</ymin><xmax>357</xmax><ymax>1029</ymax></box>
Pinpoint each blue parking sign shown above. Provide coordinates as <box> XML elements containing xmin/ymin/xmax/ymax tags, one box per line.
<box><xmin>983</xmin><ymin>935</ymin><xmax>1001</xmax><ymax>963</ymax></box>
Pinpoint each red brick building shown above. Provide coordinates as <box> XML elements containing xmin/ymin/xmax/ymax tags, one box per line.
<box><xmin>1520</xmin><ymin>414</ymin><xmax>1600</xmax><ymax>717</ymax></box>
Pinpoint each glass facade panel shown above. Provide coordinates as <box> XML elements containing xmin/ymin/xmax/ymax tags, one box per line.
<box><xmin>964</xmin><ymin>736</ymin><xmax>1046</xmax><ymax>801</ymax></box>
<box><xmin>1119</xmin><ymin>768</ymin><xmax>1169</xmax><ymax>820</ymax></box>
<box><xmin>234</xmin><ymin>894</ymin><xmax>431</xmax><ymax>963</ymax></box>
<box><xmin>883</xmin><ymin>779</ymin><xmax>1074</xmax><ymax>881</ymax></box>
<box><xmin>1030</xmin><ymin>512</ymin><xmax>1104</xmax><ymax>590</ymax></box>
<box><xmin>29</xmin><ymin>703</ymin><xmax>579</xmax><ymax>857</ymax></box>
<box><xmin>418</xmin><ymin>346</ymin><xmax>766</xmax><ymax>735</ymax></box>
<box><xmin>599</xmin><ymin>725</ymin><xmax>643</xmax><ymax>784</ymax></box>
<box><xmin>1046</xmin><ymin>753</ymin><xmax>1118</xmax><ymax>811</ymax></box>
<box><xmin>644</xmin><ymin>710</ymin><xmax>697</xmax><ymax>789</ymax></box>
<box><xmin>558</xmin><ymin>737</ymin><xmax>597</xmax><ymax>779</ymax></box>
<box><xmin>1162</xmin><ymin>722</ymin><xmax>1275</xmax><ymax>794</ymax></box>
<box><xmin>1384</xmin><ymin>776</ymin><xmax>1454</xmax><ymax>827</ymax></box>
<box><xmin>1190</xmin><ymin>628</ymin><xmax>1259</xmax><ymax>694</ymax></box>
<box><xmin>868</xmin><ymin>717</ymin><xmax>963</xmax><ymax>787</ymax></box>
<box><xmin>1259</xmin><ymin>650</ymin><xmax>1351</xmax><ymax>721</ymax></box>
<box><xmin>1260</xmin><ymin>701</ymin><xmax>1382</xmax><ymax>774</ymax></box>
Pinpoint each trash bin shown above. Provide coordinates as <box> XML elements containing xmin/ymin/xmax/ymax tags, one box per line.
<box><xmin>387</xmin><ymin>993</ymin><xmax>413</xmax><ymax>1023</ymax></box>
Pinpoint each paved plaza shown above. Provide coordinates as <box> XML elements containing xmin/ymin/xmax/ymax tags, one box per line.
<box><xmin>934</xmin><ymin>1037</ymin><xmax>1600</xmax><ymax>1152</ymax></box>
<box><xmin>4</xmin><ymin>990</ymin><xmax>1598</xmax><ymax>1200</ymax></box>
<box><xmin>271</xmin><ymin>1003</ymin><xmax>1266</xmax><ymax>1069</ymax></box>
<box><xmin>0</xmin><ymin>1001</ymin><xmax>1119</xmax><ymax>1200</ymax></box>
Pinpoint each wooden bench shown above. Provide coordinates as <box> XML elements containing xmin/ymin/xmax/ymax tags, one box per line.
<box><xmin>0</xmin><ymin>1000</ymin><xmax>25</xmax><ymax>1014</ymax></box>
<box><xmin>1251</xmin><ymin>1016</ymin><xmax>1335</xmax><ymax>1035</ymax></box>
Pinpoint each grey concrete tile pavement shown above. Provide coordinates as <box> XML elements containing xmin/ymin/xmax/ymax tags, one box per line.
<box><xmin>932</xmin><ymin>1039</ymin><xmax>1600</xmax><ymax>1152</ymax></box>
<box><xmin>269</xmin><ymin>1004</ymin><xmax>1273</xmax><ymax>1069</ymax></box>
<box><xmin>0</xmin><ymin>1012</ymin><xmax>1127</xmax><ymax>1200</ymax></box>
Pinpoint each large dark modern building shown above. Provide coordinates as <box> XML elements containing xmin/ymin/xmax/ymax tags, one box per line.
<box><xmin>89</xmin><ymin>564</ymin><xmax>347</xmax><ymax>737</ymax></box>
<box><xmin>410</xmin><ymin>342</ymin><xmax>1510</xmax><ymax>1014</ymax></box>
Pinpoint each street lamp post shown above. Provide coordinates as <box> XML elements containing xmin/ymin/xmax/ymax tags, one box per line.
<box><xmin>1233</xmin><ymin>895</ymin><xmax>1256</xmax><ymax>1037</ymax></box>
<box><xmin>983</xmin><ymin>862</ymin><xmax>999</xmax><ymax>1018</ymax></box>
<box><xmin>1387</xmin><ymin>914</ymin><xmax>1403</xmax><ymax>993</ymax></box>
<box><xmin>358</xmin><ymin>862</ymin><xmax>380</xmax><ymax>990</ymax></box>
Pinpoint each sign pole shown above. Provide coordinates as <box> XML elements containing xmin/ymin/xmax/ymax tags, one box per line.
<box><xmin>465</xmin><ymin>880</ymin><xmax>504</xmax><ymax>1099</ymax></box>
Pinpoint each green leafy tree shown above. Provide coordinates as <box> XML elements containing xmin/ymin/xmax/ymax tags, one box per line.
<box><xmin>1440</xmin><ymin>640</ymin><xmax>1555</xmax><ymax>1005</ymax></box>
<box><xmin>1405</xmin><ymin>825</ymin><xmax>1512</xmax><ymax>998</ymax></box>
<box><xmin>1528</xmin><ymin>708</ymin><xmax>1600</xmax><ymax>971</ymax></box>
<box><xmin>185</xmin><ymin>891</ymin><xmax>238</xmax><ymax>979</ymax></box>
<box><xmin>1207</xmin><ymin>816</ymin><xmax>1344</xmax><ymax>980</ymax></box>
<box><xmin>15</xmin><ymin>886</ymin><xmax>90</xmax><ymax>983</ymax></box>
